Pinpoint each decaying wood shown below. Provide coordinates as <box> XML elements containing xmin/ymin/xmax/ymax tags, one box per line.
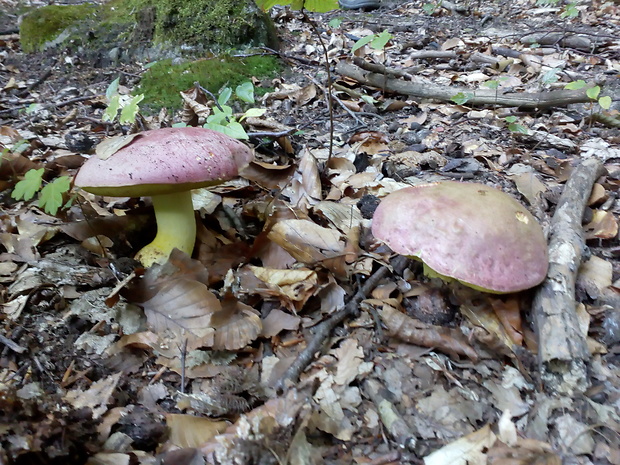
<box><xmin>532</xmin><ymin>157</ymin><xmax>605</xmax><ymax>394</ymax></box>
<box><xmin>336</xmin><ymin>61</ymin><xmax>592</xmax><ymax>109</ymax></box>
<box><xmin>364</xmin><ymin>378</ymin><xmax>416</xmax><ymax>451</ymax></box>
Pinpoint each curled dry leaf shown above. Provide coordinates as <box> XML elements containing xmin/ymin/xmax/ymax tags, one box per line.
<box><xmin>489</xmin><ymin>296</ymin><xmax>523</xmax><ymax>346</ymax></box>
<box><xmin>210</xmin><ymin>295</ymin><xmax>262</xmax><ymax>351</ymax></box>
<box><xmin>166</xmin><ymin>414</ymin><xmax>229</xmax><ymax>448</ymax></box>
<box><xmin>267</xmin><ymin>219</ymin><xmax>345</xmax><ymax>265</ymax></box>
<box><xmin>142</xmin><ymin>277</ymin><xmax>218</xmax><ymax>351</ymax></box>
<box><xmin>248</xmin><ymin>265</ymin><xmax>318</xmax><ymax>312</ymax></box>
<box><xmin>584</xmin><ymin>209</ymin><xmax>618</xmax><ymax>240</ymax></box>
<box><xmin>380</xmin><ymin>304</ymin><xmax>478</xmax><ymax>361</ymax></box>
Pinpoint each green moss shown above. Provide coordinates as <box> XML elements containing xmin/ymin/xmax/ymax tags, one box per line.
<box><xmin>138</xmin><ymin>55</ymin><xmax>281</xmax><ymax>110</ymax></box>
<box><xmin>130</xmin><ymin>0</ymin><xmax>278</xmax><ymax>50</ymax></box>
<box><xmin>19</xmin><ymin>4</ymin><xmax>97</xmax><ymax>53</ymax></box>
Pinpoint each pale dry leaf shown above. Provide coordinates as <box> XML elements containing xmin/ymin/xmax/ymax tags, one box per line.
<box><xmin>424</xmin><ymin>424</ymin><xmax>496</xmax><ymax>465</ymax></box>
<box><xmin>584</xmin><ymin>210</ymin><xmax>618</xmax><ymax>240</ymax></box>
<box><xmin>509</xmin><ymin>171</ymin><xmax>547</xmax><ymax>206</ymax></box>
<box><xmin>166</xmin><ymin>414</ymin><xmax>229</xmax><ymax>448</ymax></box>
<box><xmin>578</xmin><ymin>255</ymin><xmax>613</xmax><ymax>293</ymax></box>
<box><xmin>64</xmin><ymin>372</ymin><xmax>122</xmax><ymax>420</ymax></box>
<box><xmin>313</xmin><ymin>201</ymin><xmax>363</xmax><ymax>235</ymax></box>
<box><xmin>95</xmin><ymin>134</ymin><xmax>141</xmax><ymax>160</ymax></box>
<box><xmin>333</xmin><ymin>339</ymin><xmax>364</xmax><ymax>386</ymax></box>
<box><xmin>267</xmin><ymin>219</ymin><xmax>345</xmax><ymax>264</ymax></box>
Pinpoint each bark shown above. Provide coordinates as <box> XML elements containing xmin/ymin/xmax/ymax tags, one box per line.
<box><xmin>532</xmin><ymin>157</ymin><xmax>606</xmax><ymax>395</ymax></box>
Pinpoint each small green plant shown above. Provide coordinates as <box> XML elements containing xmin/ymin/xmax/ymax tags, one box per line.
<box><xmin>450</xmin><ymin>92</ymin><xmax>474</xmax><ymax>105</ymax></box>
<box><xmin>560</xmin><ymin>2</ymin><xmax>579</xmax><ymax>18</ymax></box>
<box><xmin>11</xmin><ymin>168</ymin><xmax>71</xmax><ymax>215</ymax></box>
<box><xmin>504</xmin><ymin>116</ymin><xmax>529</xmax><ymax>134</ymax></box>
<box><xmin>103</xmin><ymin>77</ymin><xmax>144</xmax><ymax>125</ymax></box>
<box><xmin>536</xmin><ymin>0</ymin><xmax>560</xmax><ymax>5</ymax></box>
<box><xmin>328</xmin><ymin>18</ymin><xmax>342</xmax><ymax>29</ymax></box>
<box><xmin>422</xmin><ymin>1</ymin><xmax>442</xmax><ymax>15</ymax></box>
<box><xmin>565</xmin><ymin>80</ymin><xmax>612</xmax><ymax>110</ymax></box>
<box><xmin>351</xmin><ymin>30</ymin><xmax>393</xmax><ymax>54</ymax></box>
<box><xmin>198</xmin><ymin>82</ymin><xmax>266</xmax><ymax>140</ymax></box>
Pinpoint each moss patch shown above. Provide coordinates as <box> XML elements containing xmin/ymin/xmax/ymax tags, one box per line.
<box><xmin>19</xmin><ymin>0</ymin><xmax>277</xmax><ymax>56</ymax></box>
<box><xmin>138</xmin><ymin>55</ymin><xmax>281</xmax><ymax>110</ymax></box>
<box><xmin>19</xmin><ymin>4</ymin><xmax>98</xmax><ymax>53</ymax></box>
<box><xmin>130</xmin><ymin>0</ymin><xmax>277</xmax><ymax>50</ymax></box>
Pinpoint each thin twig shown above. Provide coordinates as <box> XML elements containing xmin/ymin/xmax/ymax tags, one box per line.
<box><xmin>275</xmin><ymin>257</ymin><xmax>406</xmax><ymax>392</ymax></box>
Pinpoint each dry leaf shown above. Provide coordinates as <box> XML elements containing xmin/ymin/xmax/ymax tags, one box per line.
<box><xmin>267</xmin><ymin>219</ymin><xmax>345</xmax><ymax>265</ymax></box>
<box><xmin>210</xmin><ymin>295</ymin><xmax>262</xmax><ymax>350</ymax></box>
<box><xmin>424</xmin><ymin>424</ymin><xmax>496</xmax><ymax>465</ymax></box>
<box><xmin>379</xmin><ymin>304</ymin><xmax>478</xmax><ymax>360</ymax></box>
<box><xmin>64</xmin><ymin>372</ymin><xmax>122</xmax><ymax>420</ymax></box>
<box><xmin>95</xmin><ymin>134</ymin><xmax>142</xmax><ymax>160</ymax></box>
<box><xmin>584</xmin><ymin>210</ymin><xmax>618</xmax><ymax>240</ymax></box>
<box><xmin>166</xmin><ymin>414</ymin><xmax>229</xmax><ymax>448</ymax></box>
<box><xmin>261</xmin><ymin>308</ymin><xmax>301</xmax><ymax>337</ymax></box>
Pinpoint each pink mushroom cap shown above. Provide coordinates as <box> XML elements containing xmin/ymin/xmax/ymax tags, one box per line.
<box><xmin>372</xmin><ymin>181</ymin><xmax>549</xmax><ymax>293</ymax></box>
<box><xmin>74</xmin><ymin>127</ymin><xmax>253</xmax><ymax>196</ymax></box>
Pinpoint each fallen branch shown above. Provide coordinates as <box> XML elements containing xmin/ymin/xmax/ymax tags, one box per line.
<box><xmin>364</xmin><ymin>378</ymin><xmax>416</xmax><ymax>450</ymax></box>
<box><xmin>532</xmin><ymin>157</ymin><xmax>605</xmax><ymax>395</ymax></box>
<box><xmin>336</xmin><ymin>61</ymin><xmax>592</xmax><ymax>109</ymax></box>
<box><xmin>275</xmin><ymin>257</ymin><xmax>407</xmax><ymax>392</ymax></box>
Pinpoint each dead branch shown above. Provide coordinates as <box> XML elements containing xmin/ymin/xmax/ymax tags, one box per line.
<box><xmin>363</xmin><ymin>378</ymin><xmax>416</xmax><ymax>450</ymax></box>
<box><xmin>336</xmin><ymin>61</ymin><xmax>592</xmax><ymax>109</ymax></box>
<box><xmin>532</xmin><ymin>157</ymin><xmax>606</xmax><ymax>395</ymax></box>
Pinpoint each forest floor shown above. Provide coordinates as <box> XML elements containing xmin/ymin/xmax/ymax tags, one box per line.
<box><xmin>1</xmin><ymin>0</ymin><xmax>620</xmax><ymax>464</ymax></box>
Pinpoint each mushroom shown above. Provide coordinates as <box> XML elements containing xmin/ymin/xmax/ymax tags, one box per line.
<box><xmin>371</xmin><ymin>181</ymin><xmax>548</xmax><ymax>293</ymax></box>
<box><xmin>74</xmin><ymin>127</ymin><xmax>253</xmax><ymax>266</ymax></box>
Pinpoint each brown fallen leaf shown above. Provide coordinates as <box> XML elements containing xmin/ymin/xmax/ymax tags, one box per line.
<box><xmin>584</xmin><ymin>209</ymin><xmax>618</xmax><ymax>240</ymax></box>
<box><xmin>210</xmin><ymin>294</ymin><xmax>262</xmax><ymax>351</ymax></box>
<box><xmin>379</xmin><ymin>304</ymin><xmax>478</xmax><ymax>361</ymax></box>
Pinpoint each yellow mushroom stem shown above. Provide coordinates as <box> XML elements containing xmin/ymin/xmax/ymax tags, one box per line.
<box><xmin>134</xmin><ymin>190</ymin><xmax>196</xmax><ymax>267</ymax></box>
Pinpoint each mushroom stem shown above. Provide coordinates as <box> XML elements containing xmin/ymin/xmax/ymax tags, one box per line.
<box><xmin>134</xmin><ymin>190</ymin><xmax>196</xmax><ymax>266</ymax></box>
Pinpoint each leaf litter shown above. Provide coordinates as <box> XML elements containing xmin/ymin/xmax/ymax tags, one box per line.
<box><xmin>1</xmin><ymin>0</ymin><xmax>620</xmax><ymax>464</ymax></box>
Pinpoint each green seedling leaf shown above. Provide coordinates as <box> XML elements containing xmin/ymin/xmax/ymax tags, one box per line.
<box><xmin>240</xmin><ymin>108</ymin><xmax>267</xmax><ymax>121</ymax></box>
<box><xmin>451</xmin><ymin>92</ymin><xmax>472</xmax><ymax>105</ymax></box>
<box><xmin>39</xmin><ymin>176</ymin><xmax>70</xmax><ymax>215</ymax></box>
<box><xmin>360</xmin><ymin>95</ymin><xmax>377</xmax><ymax>105</ymax></box>
<box><xmin>598</xmin><ymin>96</ymin><xmax>612</xmax><ymax>110</ymax></box>
<box><xmin>218</xmin><ymin>87</ymin><xmax>232</xmax><ymax>106</ymax></box>
<box><xmin>561</xmin><ymin>3</ymin><xmax>578</xmax><ymax>18</ymax></box>
<box><xmin>371</xmin><ymin>30</ymin><xmax>393</xmax><ymax>50</ymax></box>
<box><xmin>235</xmin><ymin>82</ymin><xmax>255</xmax><ymax>104</ymax></box>
<box><xmin>26</xmin><ymin>103</ymin><xmax>42</xmax><ymax>114</ymax></box>
<box><xmin>541</xmin><ymin>68</ymin><xmax>559</xmax><ymax>85</ymax></box>
<box><xmin>422</xmin><ymin>2</ymin><xmax>437</xmax><ymax>14</ymax></box>
<box><xmin>352</xmin><ymin>34</ymin><xmax>375</xmax><ymax>53</ymax></box>
<box><xmin>172</xmin><ymin>122</ymin><xmax>188</xmax><ymax>128</ymax></box>
<box><xmin>119</xmin><ymin>94</ymin><xmax>144</xmax><ymax>125</ymax></box>
<box><xmin>504</xmin><ymin>116</ymin><xmax>517</xmax><ymax>123</ymax></box>
<box><xmin>106</xmin><ymin>77</ymin><xmax>120</xmax><ymax>100</ymax></box>
<box><xmin>483</xmin><ymin>80</ymin><xmax>500</xmax><ymax>90</ymax></box>
<box><xmin>103</xmin><ymin>94</ymin><xmax>121</xmax><ymax>122</ymax></box>
<box><xmin>586</xmin><ymin>86</ymin><xmax>600</xmax><ymax>100</ymax></box>
<box><xmin>565</xmin><ymin>80</ymin><xmax>586</xmax><ymax>90</ymax></box>
<box><xmin>12</xmin><ymin>168</ymin><xmax>44</xmax><ymax>201</ymax></box>
<box><xmin>508</xmin><ymin>122</ymin><xmax>529</xmax><ymax>134</ymax></box>
<box><xmin>329</xmin><ymin>18</ymin><xmax>342</xmax><ymax>28</ymax></box>
<box><xmin>205</xmin><ymin>121</ymin><xmax>249</xmax><ymax>140</ymax></box>
<box><xmin>12</xmin><ymin>139</ymin><xmax>30</xmax><ymax>154</ymax></box>
<box><xmin>207</xmin><ymin>106</ymin><xmax>234</xmax><ymax>125</ymax></box>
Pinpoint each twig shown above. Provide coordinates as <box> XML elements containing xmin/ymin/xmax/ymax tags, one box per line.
<box><xmin>275</xmin><ymin>257</ymin><xmax>407</xmax><ymax>392</ymax></box>
<box><xmin>0</xmin><ymin>334</ymin><xmax>26</xmax><ymax>354</ymax></box>
<box><xmin>532</xmin><ymin>157</ymin><xmax>605</xmax><ymax>394</ymax></box>
<box><xmin>336</xmin><ymin>61</ymin><xmax>592</xmax><ymax>109</ymax></box>
<box><xmin>364</xmin><ymin>378</ymin><xmax>417</xmax><ymax>450</ymax></box>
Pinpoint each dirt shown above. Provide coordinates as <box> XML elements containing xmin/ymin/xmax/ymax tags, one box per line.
<box><xmin>1</xmin><ymin>0</ymin><xmax>620</xmax><ymax>464</ymax></box>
